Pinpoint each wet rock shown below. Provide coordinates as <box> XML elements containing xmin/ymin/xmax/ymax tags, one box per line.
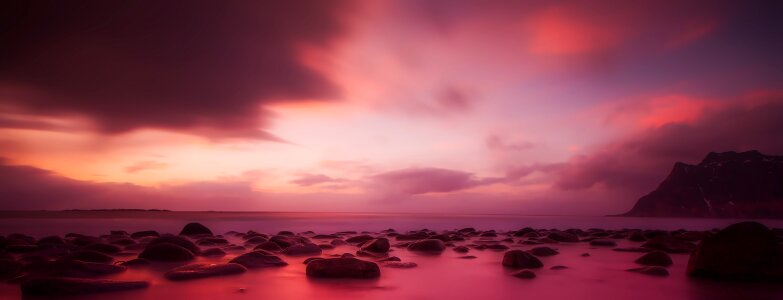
<box><xmin>511</xmin><ymin>270</ymin><xmax>536</xmax><ymax>279</ymax></box>
<box><xmin>303</xmin><ymin>257</ymin><xmax>324</xmax><ymax>264</ymax></box>
<box><xmin>581</xmin><ymin>253</ymin><xmax>591</xmax><ymax>257</ymax></box>
<box><xmin>197</xmin><ymin>237</ymin><xmax>229</xmax><ymax>246</ymax></box>
<box><xmin>119</xmin><ymin>258</ymin><xmax>150</xmax><ymax>267</ymax></box>
<box><xmin>312</xmin><ymin>234</ymin><xmax>339</xmax><ymax>239</ymax></box>
<box><xmin>687</xmin><ymin>221</ymin><xmax>783</xmax><ymax>281</ymax></box>
<box><xmin>229</xmin><ymin>251</ymin><xmax>288</xmax><ymax>268</ymax></box>
<box><xmin>485</xmin><ymin>244</ymin><xmax>510</xmax><ymax>250</ymax></box>
<box><xmin>139</xmin><ymin>243</ymin><xmax>195</xmax><ymax>262</ymax></box>
<box><xmin>179</xmin><ymin>222</ymin><xmax>213</xmax><ymax>236</ymax></box>
<box><xmin>37</xmin><ymin>236</ymin><xmax>65</xmax><ymax>245</ymax></box>
<box><xmin>148</xmin><ymin>236</ymin><xmax>200</xmax><ymax>254</ymax></box>
<box><xmin>458</xmin><ymin>255</ymin><xmax>477</xmax><ymax>259</ymax></box>
<box><xmin>528</xmin><ymin>247</ymin><xmax>559</xmax><ymax>257</ymax></box>
<box><xmin>109</xmin><ymin>238</ymin><xmax>136</xmax><ymax>246</ymax></box>
<box><xmin>407</xmin><ymin>239</ymin><xmax>446</xmax><ymax>254</ymax></box>
<box><xmin>395</xmin><ymin>232</ymin><xmax>429</xmax><ymax>241</ymax></box>
<box><xmin>66</xmin><ymin>250</ymin><xmax>115</xmax><ymax>264</ymax></box>
<box><xmin>223</xmin><ymin>245</ymin><xmax>246</xmax><ymax>252</ymax></box>
<box><xmin>200</xmin><ymin>248</ymin><xmax>227</xmax><ymax>257</ymax></box>
<box><xmin>164</xmin><ymin>263</ymin><xmax>246</xmax><ymax>280</ymax></box>
<box><xmin>502</xmin><ymin>250</ymin><xmax>543</xmax><ymax>269</ymax></box>
<box><xmin>641</xmin><ymin>236</ymin><xmax>695</xmax><ymax>253</ymax></box>
<box><xmin>384</xmin><ymin>262</ymin><xmax>417</xmax><ymax>268</ymax></box>
<box><xmin>20</xmin><ymin>277</ymin><xmax>149</xmax><ymax>296</ymax></box>
<box><xmin>5</xmin><ymin>245</ymin><xmax>38</xmax><ymax>253</ymax></box>
<box><xmin>330</xmin><ymin>239</ymin><xmax>348</xmax><ymax>246</ymax></box>
<box><xmin>627</xmin><ymin>266</ymin><xmax>669</xmax><ymax>277</ymax></box>
<box><xmin>31</xmin><ymin>260</ymin><xmax>126</xmax><ymax>278</ymax></box>
<box><xmin>283</xmin><ymin>243</ymin><xmax>322</xmax><ymax>256</ymax></box>
<box><xmin>318</xmin><ymin>244</ymin><xmax>335</xmax><ymax>250</ymax></box>
<box><xmin>589</xmin><ymin>239</ymin><xmax>617</xmax><ymax>247</ymax></box>
<box><xmin>453</xmin><ymin>246</ymin><xmax>470</xmax><ymax>253</ymax></box>
<box><xmin>244</xmin><ymin>236</ymin><xmax>268</xmax><ymax>244</ymax></box>
<box><xmin>130</xmin><ymin>230</ymin><xmax>159</xmax><ymax>239</ymax></box>
<box><xmin>360</xmin><ymin>238</ymin><xmax>390</xmax><ymax>253</ymax></box>
<box><xmin>377</xmin><ymin>256</ymin><xmax>401</xmax><ymax>262</ymax></box>
<box><xmin>635</xmin><ymin>251</ymin><xmax>673</xmax><ymax>267</ymax></box>
<box><xmin>255</xmin><ymin>241</ymin><xmax>283</xmax><ymax>252</ymax></box>
<box><xmin>84</xmin><ymin>243</ymin><xmax>122</xmax><ymax>254</ymax></box>
<box><xmin>306</xmin><ymin>258</ymin><xmax>380</xmax><ymax>279</ymax></box>
<box><xmin>550</xmin><ymin>265</ymin><xmax>569</xmax><ymax>270</ymax></box>
<box><xmin>629</xmin><ymin>231</ymin><xmax>647</xmax><ymax>242</ymax></box>
<box><xmin>547</xmin><ymin>231</ymin><xmax>579</xmax><ymax>243</ymax></box>
<box><xmin>345</xmin><ymin>235</ymin><xmax>375</xmax><ymax>244</ymax></box>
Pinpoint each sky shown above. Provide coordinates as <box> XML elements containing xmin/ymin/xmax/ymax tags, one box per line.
<box><xmin>0</xmin><ymin>0</ymin><xmax>781</xmax><ymax>214</ymax></box>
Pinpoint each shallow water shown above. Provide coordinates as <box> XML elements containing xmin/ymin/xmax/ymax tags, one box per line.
<box><xmin>1</xmin><ymin>212</ymin><xmax>782</xmax><ymax>300</ymax></box>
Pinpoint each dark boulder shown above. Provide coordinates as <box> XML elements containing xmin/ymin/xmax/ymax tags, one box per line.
<box><xmin>200</xmin><ymin>248</ymin><xmax>227</xmax><ymax>257</ymax></box>
<box><xmin>635</xmin><ymin>251</ymin><xmax>673</xmax><ymax>267</ymax></box>
<box><xmin>130</xmin><ymin>230</ymin><xmax>159</xmax><ymax>239</ymax></box>
<box><xmin>687</xmin><ymin>221</ymin><xmax>783</xmax><ymax>281</ymax></box>
<box><xmin>20</xmin><ymin>277</ymin><xmax>149</xmax><ymax>296</ymax></box>
<box><xmin>84</xmin><ymin>243</ymin><xmax>122</xmax><ymax>254</ymax></box>
<box><xmin>547</xmin><ymin>232</ymin><xmax>579</xmax><ymax>243</ymax></box>
<box><xmin>383</xmin><ymin>262</ymin><xmax>417</xmax><ymax>268</ymax></box>
<box><xmin>255</xmin><ymin>241</ymin><xmax>283</xmax><ymax>252</ymax></box>
<box><xmin>589</xmin><ymin>239</ymin><xmax>617</xmax><ymax>247</ymax></box>
<box><xmin>306</xmin><ymin>258</ymin><xmax>380</xmax><ymax>279</ymax></box>
<box><xmin>453</xmin><ymin>246</ymin><xmax>470</xmax><ymax>253</ymax></box>
<box><xmin>229</xmin><ymin>251</ymin><xmax>287</xmax><ymax>268</ymax></box>
<box><xmin>66</xmin><ymin>250</ymin><xmax>114</xmax><ymax>264</ymax></box>
<box><xmin>360</xmin><ymin>238</ymin><xmax>390</xmax><ymax>253</ymax></box>
<box><xmin>345</xmin><ymin>235</ymin><xmax>375</xmax><ymax>244</ymax></box>
<box><xmin>407</xmin><ymin>239</ymin><xmax>446</xmax><ymax>254</ymax></box>
<box><xmin>282</xmin><ymin>243</ymin><xmax>322</xmax><ymax>256</ymax></box>
<box><xmin>528</xmin><ymin>247</ymin><xmax>559</xmax><ymax>257</ymax></box>
<box><xmin>0</xmin><ymin>259</ymin><xmax>22</xmax><ymax>279</ymax></box>
<box><xmin>139</xmin><ymin>243</ymin><xmax>195</xmax><ymax>262</ymax></box>
<box><xmin>502</xmin><ymin>250</ymin><xmax>543</xmax><ymax>269</ymax></box>
<box><xmin>148</xmin><ymin>236</ymin><xmax>200</xmax><ymax>254</ymax></box>
<box><xmin>627</xmin><ymin>266</ymin><xmax>669</xmax><ymax>277</ymax></box>
<box><xmin>164</xmin><ymin>263</ymin><xmax>246</xmax><ymax>281</ymax></box>
<box><xmin>179</xmin><ymin>223</ymin><xmax>213</xmax><ymax>236</ymax></box>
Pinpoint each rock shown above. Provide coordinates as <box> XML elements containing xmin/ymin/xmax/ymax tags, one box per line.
<box><xmin>109</xmin><ymin>238</ymin><xmax>136</xmax><ymax>246</ymax></box>
<box><xmin>502</xmin><ymin>250</ymin><xmax>543</xmax><ymax>269</ymax></box>
<box><xmin>164</xmin><ymin>263</ymin><xmax>246</xmax><ymax>280</ymax></box>
<box><xmin>458</xmin><ymin>255</ymin><xmax>477</xmax><ymax>259</ymax></box>
<box><xmin>395</xmin><ymin>232</ymin><xmax>429</xmax><ymax>241</ymax></box>
<box><xmin>223</xmin><ymin>245</ymin><xmax>246</xmax><ymax>252</ymax></box>
<box><xmin>318</xmin><ymin>244</ymin><xmax>335</xmax><ymax>250</ymax></box>
<box><xmin>30</xmin><ymin>260</ymin><xmax>126</xmax><ymax>278</ymax></box>
<box><xmin>547</xmin><ymin>232</ymin><xmax>579</xmax><ymax>243</ymax></box>
<box><xmin>255</xmin><ymin>241</ymin><xmax>283</xmax><ymax>252</ymax></box>
<box><xmin>119</xmin><ymin>258</ymin><xmax>150</xmax><ymax>266</ymax></box>
<box><xmin>528</xmin><ymin>247</ymin><xmax>559</xmax><ymax>257</ymax></box>
<box><xmin>20</xmin><ymin>277</ymin><xmax>149</xmax><ymax>296</ymax></box>
<box><xmin>384</xmin><ymin>262</ymin><xmax>417</xmax><ymax>268</ymax></box>
<box><xmin>407</xmin><ymin>239</ymin><xmax>446</xmax><ymax>254</ymax></box>
<box><xmin>635</xmin><ymin>251</ymin><xmax>673</xmax><ymax>267</ymax></box>
<box><xmin>345</xmin><ymin>235</ymin><xmax>375</xmax><ymax>244</ymax></box>
<box><xmin>244</xmin><ymin>236</ymin><xmax>268</xmax><ymax>244</ymax></box>
<box><xmin>485</xmin><ymin>244</ymin><xmax>510</xmax><ymax>250</ymax></box>
<box><xmin>130</xmin><ymin>230</ymin><xmax>159</xmax><ymax>239</ymax></box>
<box><xmin>229</xmin><ymin>251</ymin><xmax>288</xmax><ymax>268</ymax></box>
<box><xmin>550</xmin><ymin>265</ymin><xmax>569</xmax><ymax>270</ymax></box>
<box><xmin>453</xmin><ymin>246</ymin><xmax>470</xmax><ymax>253</ymax></box>
<box><xmin>629</xmin><ymin>232</ymin><xmax>647</xmax><ymax>242</ymax></box>
<box><xmin>179</xmin><ymin>222</ymin><xmax>213</xmax><ymax>236</ymax></box>
<box><xmin>511</xmin><ymin>270</ymin><xmax>536</xmax><ymax>279</ymax></box>
<box><xmin>197</xmin><ymin>237</ymin><xmax>229</xmax><ymax>246</ymax></box>
<box><xmin>687</xmin><ymin>221</ymin><xmax>783</xmax><ymax>281</ymax></box>
<box><xmin>200</xmin><ymin>248</ymin><xmax>227</xmax><ymax>257</ymax></box>
<box><xmin>360</xmin><ymin>238</ymin><xmax>390</xmax><ymax>253</ymax></box>
<box><xmin>303</xmin><ymin>257</ymin><xmax>324</xmax><ymax>264</ymax></box>
<box><xmin>312</xmin><ymin>234</ymin><xmax>339</xmax><ymax>239</ymax></box>
<box><xmin>581</xmin><ymin>253</ymin><xmax>590</xmax><ymax>257</ymax></box>
<box><xmin>306</xmin><ymin>258</ymin><xmax>380</xmax><ymax>279</ymax></box>
<box><xmin>282</xmin><ymin>243</ymin><xmax>322</xmax><ymax>256</ymax></box>
<box><xmin>377</xmin><ymin>256</ymin><xmax>401</xmax><ymax>262</ymax></box>
<box><xmin>627</xmin><ymin>266</ymin><xmax>669</xmax><ymax>277</ymax></box>
<box><xmin>139</xmin><ymin>243</ymin><xmax>195</xmax><ymax>262</ymax></box>
<box><xmin>66</xmin><ymin>250</ymin><xmax>114</xmax><ymax>264</ymax></box>
<box><xmin>84</xmin><ymin>243</ymin><xmax>122</xmax><ymax>254</ymax></box>
<box><xmin>641</xmin><ymin>236</ymin><xmax>695</xmax><ymax>253</ymax></box>
<box><xmin>589</xmin><ymin>239</ymin><xmax>617</xmax><ymax>247</ymax></box>
<box><xmin>148</xmin><ymin>236</ymin><xmax>200</xmax><ymax>254</ymax></box>
<box><xmin>37</xmin><ymin>236</ymin><xmax>65</xmax><ymax>245</ymax></box>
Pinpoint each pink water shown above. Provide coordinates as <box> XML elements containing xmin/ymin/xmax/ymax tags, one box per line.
<box><xmin>1</xmin><ymin>212</ymin><xmax>782</xmax><ymax>300</ymax></box>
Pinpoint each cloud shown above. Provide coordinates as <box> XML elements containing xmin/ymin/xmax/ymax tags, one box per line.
<box><xmin>486</xmin><ymin>135</ymin><xmax>535</xmax><ymax>152</ymax></box>
<box><xmin>555</xmin><ymin>95</ymin><xmax>783</xmax><ymax>194</ymax></box>
<box><xmin>125</xmin><ymin>160</ymin><xmax>169</xmax><ymax>173</ymax></box>
<box><xmin>290</xmin><ymin>173</ymin><xmax>345</xmax><ymax>187</ymax></box>
<box><xmin>0</xmin><ymin>1</ymin><xmax>353</xmax><ymax>140</ymax></box>
<box><xmin>370</xmin><ymin>167</ymin><xmax>500</xmax><ymax>196</ymax></box>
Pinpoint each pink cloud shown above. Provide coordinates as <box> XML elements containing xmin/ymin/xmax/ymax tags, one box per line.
<box><xmin>370</xmin><ymin>167</ymin><xmax>500</xmax><ymax>196</ymax></box>
<box><xmin>125</xmin><ymin>160</ymin><xmax>169</xmax><ymax>173</ymax></box>
<box><xmin>290</xmin><ymin>173</ymin><xmax>345</xmax><ymax>187</ymax></box>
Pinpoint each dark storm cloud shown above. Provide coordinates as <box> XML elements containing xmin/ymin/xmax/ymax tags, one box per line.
<box><xmin>0</xmin><ymin>0</ymin><xmax>352</xmax><ymax>139</ymax></box>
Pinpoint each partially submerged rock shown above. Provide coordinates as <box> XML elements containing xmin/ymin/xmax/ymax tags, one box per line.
<box><xmin>635</xmin><ymin>251</ymin><xmax>673</xmax><ymax>267</ymax></box>
<box><xmin>627</xmin><ymin>266</ymin><xmax>669</xmax><ymax>277</ymax></box>
<box><xmin>687</xmin><ymin>221</ymin><xmax>783</xmax><ymax>281</ymax></box>
<box><xmin>502</xmin><ymin>250</ymin><xmax>543</xmax><ymax>269</ymax></box>
<box><xmin>179</xmin><ymin>222</ymin><xmax>213</xmax><ymax>236</ymax></box>
<box><xmin>528</xmin><ymin>247</ymin><xmax>559</xmax><ymax>257</ymax></box>
<box><xmin>306</xmin><ymin>258</ymin><xmax>380</xmax><ymax>279</ymax></box>
<box><xmin>139</xmin><ymin>243</ymin><xmax>195</xmax><ymax>262</ymax></box>
<box><xmin>229</xmin><ymin>251</ymin><xmax>287</xmax><ymax>268</ymax></box>
<box><xmin>282</xmin><ymin>243</ymin><xmax>322</xmax><ymax>256</ymax></box>
<box><xmin>360</xmin><ymin>238</ymin><xmax>390</xmax><ymax>253</ymax></box>
<box><xmin>164</xmin><ymin>263</ymin><xmax>246</xmax><ymax>281</ymax></box>
<box><xmin>407</xmin><ymin>239</ymin><xmax>446</xmax><ymax>254</ymax></box>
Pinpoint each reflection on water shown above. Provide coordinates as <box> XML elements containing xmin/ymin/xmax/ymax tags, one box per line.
<box><xmin>0</xmin><ymin>212</ymin><xmax>782</xmax><ymax>300</ymax></box>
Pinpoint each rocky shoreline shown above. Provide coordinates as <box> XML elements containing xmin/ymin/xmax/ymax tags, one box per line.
<box><xmin>1</xmin><ymin>221</ymin><xmax>781</xmax><ymax>296</ymax></box>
